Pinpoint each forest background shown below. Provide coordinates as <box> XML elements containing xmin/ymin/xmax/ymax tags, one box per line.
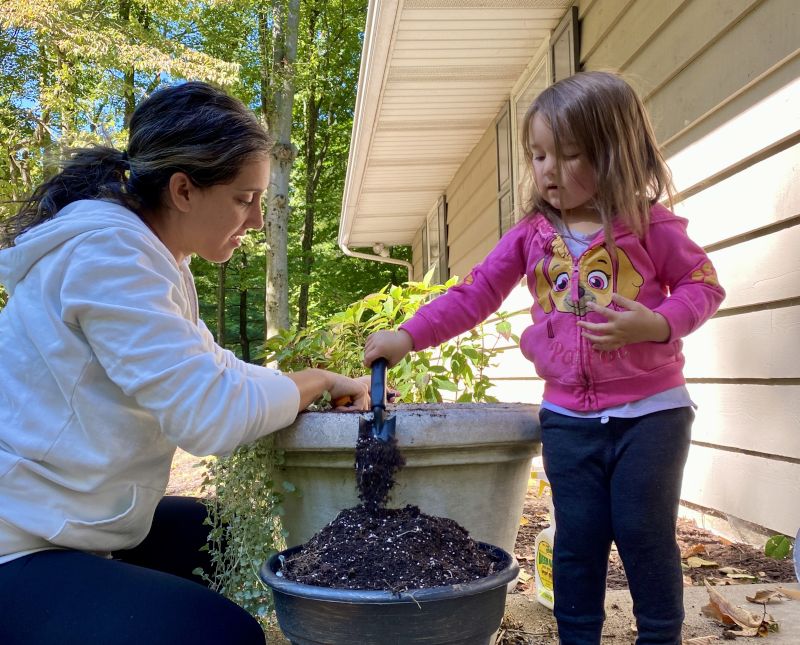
<box><xmin>0</xmin><ymin>0</ymin><xmax>410</xmax><ymax>358</ymax></box>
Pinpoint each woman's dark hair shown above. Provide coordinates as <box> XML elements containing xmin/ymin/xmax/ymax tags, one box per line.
<box><xmin>2</xmin><ymin>81</ymin><xmax>272</xmax><ymax>247</ymax></box>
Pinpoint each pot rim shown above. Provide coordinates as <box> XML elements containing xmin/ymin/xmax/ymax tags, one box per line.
<box><xmin>260</xmin><ymin>541</ymin><xmax>519</xmax><ymax>604</ymax></box>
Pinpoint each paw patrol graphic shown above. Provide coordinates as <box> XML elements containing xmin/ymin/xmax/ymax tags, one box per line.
<box><xmin>534</xmin><ymin>234</ymin><xmax>644</xmax><ymax>316</ymax></box>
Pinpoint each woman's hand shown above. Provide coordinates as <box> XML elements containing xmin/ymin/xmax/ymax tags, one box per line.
<box><xmin>332</xmin><ymin>375</ymin><xmax>401</xmax><ymax>408</ymax></box>
<box><xmin>286</xmin><ymin>369</ymin><xmax>370</xmax><ymax>411</ymax></box>
<box><xmin>328</xmin><ymin>373</ymin><xmax>371</xmax><ymax>411</ymax></box>
<box><xmin>364</xmin><ymin>329</ymin><xmax>414</xmax><ymax>368</ymax></box>
<box><xmin>577</xmin><ymin>293</ymin><xmax>670</xmax><ymax>352</ymax></box>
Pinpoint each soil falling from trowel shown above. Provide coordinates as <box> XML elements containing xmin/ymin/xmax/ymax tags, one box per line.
<box><xmin>354</xmin><ymin>417</ymin><xmax>405</xmax><ymax>513</ymax></box>
<box><xmin>280</xmin><ymin>408</ymin><xmax>496</xmax><ymax>591</ymax></box>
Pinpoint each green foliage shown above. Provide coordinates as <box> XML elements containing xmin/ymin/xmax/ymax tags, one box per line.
<box><xmin>263</xmin><ymin>270</ymin><xmax>518</xmax><ymax>403</ymax></box>
<box><xmin>764</xmin><ymin>534</ymin><xmax>793</xmax><ymax>560</ymax></box>
<box><xmin>195</xmin><ymin>434</ymin><xmax>287</xmax><ymax>621</ymax></box>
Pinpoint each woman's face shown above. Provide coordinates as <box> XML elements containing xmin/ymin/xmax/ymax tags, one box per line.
<box><xmin>164</xmin><ymin>157</ymin><xmax>269</xmax><ymax>264</ymax></box>
<box><xmin>529</xmin><ymin>113</ymin><xmax>597</xmax><ymax>219</ymax></box>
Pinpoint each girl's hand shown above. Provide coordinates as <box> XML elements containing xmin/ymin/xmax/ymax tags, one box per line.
<box><xmin>577</xmin><ymin>293</ymin><xmax>670</xmax><ymax>352</ymax></box>
<box><xmin>364</xmin><ymin>329</ymin><xmax>414</xmax><ymax>368</ymax></box>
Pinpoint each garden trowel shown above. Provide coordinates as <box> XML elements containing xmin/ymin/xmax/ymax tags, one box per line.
<box><xmin>364</xmin><ymin>357</ymin><xmax>396</xmax><ymax>443</ymax></box>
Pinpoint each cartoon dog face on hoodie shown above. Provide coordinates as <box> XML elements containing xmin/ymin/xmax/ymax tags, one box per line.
<box><xmin>534</xmin><ymin>235</ymin><xmax>643</xmax><ymax>316</ymax></box>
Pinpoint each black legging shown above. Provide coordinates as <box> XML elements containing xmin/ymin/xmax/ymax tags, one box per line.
<box><xmin>0</xmin><ymin>496</ymin><xmax>264</xmax><ymax>644</ymax></box>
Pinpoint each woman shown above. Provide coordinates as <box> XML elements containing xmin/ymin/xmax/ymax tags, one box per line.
<box><xmin>0</xmin><ymin>81</ymin><xmax>368</xmax><ymax>644</ymax></box>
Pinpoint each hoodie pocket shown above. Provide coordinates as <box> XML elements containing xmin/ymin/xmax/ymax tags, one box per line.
<box><xmin>47</xmin><ymin>484</ymin><xmax>159</xmax><ymax>552</ymax></box>
<box><xmin>520</xmin><ymin>320</ymin><xmax>580</xmax><ymax>385</ymax></box>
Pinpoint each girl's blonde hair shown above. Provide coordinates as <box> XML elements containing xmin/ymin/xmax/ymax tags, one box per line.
<box><xmin>521</xmin><ymin>70</ymin><xmax>674</xmax><ymax>240</ymax></box>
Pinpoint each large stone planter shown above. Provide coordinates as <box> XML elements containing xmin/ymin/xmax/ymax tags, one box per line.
<box><xmin>274</xmin><ymin>402</ymin><xmax>540</xmax><ymax>556</ymax></box>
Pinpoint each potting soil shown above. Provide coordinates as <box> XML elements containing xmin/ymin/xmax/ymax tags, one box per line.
<box><xmin>280</xmin><ymin>504</ymin><xmax>496</xmax><ymax>591</ymax></box>
<box><xmin>281</xmin><ymin>424</ymin><xmax>497</xmax><ymax>592</ymax></box>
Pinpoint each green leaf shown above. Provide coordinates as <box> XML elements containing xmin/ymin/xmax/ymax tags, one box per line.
<box><xmin>461</xmin><ymin>346</ymin><xmax>480</xmax><ymax>360</ymax></box>
<box><xmin>496</xmin><ymin>320</ymin><xmax>512</xmax><ymax>340</ymax></box>
<box><xmin>764</xmin><ymin>534</ymin><xmax>793</xmax><ymax>559</ymax></box>
<box><xmin>432</xmin><ymin>377</ymin><xmax>458</xmax><ymax>392</ymax></box>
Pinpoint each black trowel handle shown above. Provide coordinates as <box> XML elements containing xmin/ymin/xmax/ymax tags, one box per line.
<box><xmin>370</xmin><ymin>358</ymin><xmax>388</xmax><ymax>412</ymax></box>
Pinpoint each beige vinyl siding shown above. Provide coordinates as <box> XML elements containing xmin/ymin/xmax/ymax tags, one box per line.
<box><xmin>443</xmin><ymin>125</ymin><xmax>499</xmax><ymax>280</ymax></box>
<box><xmin>412</xmin><ymin>228</ymin><xmax>424</xmax><ymax>281</ymax></box>
<box><xmin>416</xmin><ymin>107</ymin><xmax>542</xmax><ymax>400</ymax></box>
<box><xmin>579</xmin><ymin>0</ymin><xmax>800</xmax><ymax>535</ymax></box>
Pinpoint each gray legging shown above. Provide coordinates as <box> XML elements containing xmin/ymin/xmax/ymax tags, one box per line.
<box><xmin>0</xmin><ymin>496</ymin><xmax>264</xmax><ymax>645</ymax></box>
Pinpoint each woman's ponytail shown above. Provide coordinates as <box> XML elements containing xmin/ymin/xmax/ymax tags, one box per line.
<box><xmin>2</xmin><ymin>146</ymin><xmax>132</xmax><ymax>247</ymax></box>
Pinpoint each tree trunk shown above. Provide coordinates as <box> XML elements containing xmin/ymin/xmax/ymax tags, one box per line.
<box><xmin>216</xmin><ymin>261</ymin><xmax>228</xmax><ymax>347</ymax></box>
<box><xmin>118</xmin><ymin>0</ymin><xmax>136</xmax><ymax>123</ymax></box>
<box><xmin>296</xmin><ymin>7</ymin><xmax>321</xmax><ymax>331</ymax></box>
<box><xmin>239</xmin><ymin>253</ymin><xmax>251</xmax><ymax>363</ymax></box>
<box><xmin>239</xmin><ymin>287</ymin><xmax>250</xmax><ymax>363</ymax></box>
<box><xmin>263</xmin><ymin>0</ymin><xmax>300</xmax><ymax>338</ymax></box>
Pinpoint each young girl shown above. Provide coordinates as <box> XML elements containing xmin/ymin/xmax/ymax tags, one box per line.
<box><xmin>0</xmin><ymin>81</ymin><xmax>368</xmax><ymax>645</ymax></box>
<box><xmin>364</xmin><ymin>71</ymin><xmax>725</xmax><ymax>645</ymax></box>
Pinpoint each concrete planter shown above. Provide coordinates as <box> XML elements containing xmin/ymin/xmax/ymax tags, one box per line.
<box><xmin>273</xmin><ymin>402</ymin><xmax>541</xmax><ymax>556</ymax></box>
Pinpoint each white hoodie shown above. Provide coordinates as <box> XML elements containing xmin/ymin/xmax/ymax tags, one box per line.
<box><xmin>0</xmin><ymin>200</ymin><xmax>300</xmax><ymax>563</ymax></box>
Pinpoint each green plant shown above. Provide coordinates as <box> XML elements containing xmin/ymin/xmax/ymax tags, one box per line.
<box><xmin>195</xmin><ymin>435</ymin><xmax>288</xmax><ymax>620</ymax></box>
<box><xmin>200</xmin><ymin>270</ymin><xmax>520</xmax><ymax>624</ymax></box>
<box><xmin>264</xmin><ymin>269</ymin><xmax>519</xmax><ymax>403</ymax></box>
<box><xmin>764</xmin><ymin>534</ymin><xmax>793</xmax><ymax>560</ymax></box>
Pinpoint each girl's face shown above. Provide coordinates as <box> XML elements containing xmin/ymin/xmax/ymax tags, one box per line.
<box><xmin>529</xmin><ymin>113</ymin><xmax>597</xmax><ymax>219</ymax></box>
<box><xmin>162</xmin><ymin>157</ymin><xmax>269</xmax><ymax>264</ymax></box>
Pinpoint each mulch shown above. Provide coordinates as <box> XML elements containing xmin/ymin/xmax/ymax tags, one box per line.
<box><xmin>513</xmin><ymin>489</ymin><xmax>797</xmax><ymax>593</ymax></box>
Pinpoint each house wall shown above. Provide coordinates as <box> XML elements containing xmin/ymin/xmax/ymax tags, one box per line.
<box><xmin>411</xmin><ymin>0</ymin><xmax>799</xmax><ymax>535</ymax></box>
<box><xmin>443</xmin><ymin>126</ymin><xmax>500</xmax><ymax>282</ymax></box>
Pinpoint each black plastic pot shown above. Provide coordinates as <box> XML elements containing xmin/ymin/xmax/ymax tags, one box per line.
<box><xmin>260</xmin><ymin>542</ymin><xmax>519</xmax><ymax>645</ymax></box>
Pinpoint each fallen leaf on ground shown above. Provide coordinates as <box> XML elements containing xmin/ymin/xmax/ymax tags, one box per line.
<box><xmin>682</xmin><ymin>544</ymin><xmax>707</xmax><ymax>559</ymax></box>
<box><xmin>776</xmin><ymin>587</ymin><xmax>800</xmax><ymax>600</ymax></box>
<box><xmin>702</xmin><ymin>580</ymin><xmax>778</xmax><ymax>638</ymax></box>
<box><xmin>687</xmin><ymin>556</ymin><xmax>719</xmax><ymax>568</ymax></box>
<box><xmin>683</xmin><ymin>636</ymin><xmax>719</xmax><ymax>644</ymax></box>
<box><xmin>720</xmin><ymin>567</ymin><xmax>758</xmax><ymax>583</ymax></box>
<box><xmin>519</xmin><ymin>516</ymin><xmax>529</xmax><ymax>526</ymax></box>
<box><xmin>746</xmin><ymin>589</ymin><xmax>782</xmax><ymax>604</ymax></box>
<box><xmin>702</xmin><ymin>581</ymin><xmax>762</xmax><ymax>627</ymax></box>
<box><xmin>517</xmin><ymin>570</ymin><xmax>532</xmax><ymax>583</ymax></box>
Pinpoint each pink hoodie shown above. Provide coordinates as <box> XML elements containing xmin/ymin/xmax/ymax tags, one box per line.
<box><xmin>401</xmin><ymin>204</ymin><xmax>725</xmax><ymax>412</ymax></box>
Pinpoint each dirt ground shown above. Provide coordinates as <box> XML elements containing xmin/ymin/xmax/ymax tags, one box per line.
<box><xmin>514</xmin><ymin>488</ymin><xmax>797</xmax><ymax>594</ymax></box>
<box><xmin>505</xmin><ymin>488</ymin><xmax>797</xmax><ymax>644</ymax></box>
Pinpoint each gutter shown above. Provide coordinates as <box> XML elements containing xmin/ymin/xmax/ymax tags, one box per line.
<box><xmin>338</xmin><ymin>242</ymin><xmax>413</xmax><ymax>283</ymax></box>
<box><xmin>339</xmin><ymin>0</ymin><xmax>411</xmax><ymax>282</ymax></box>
